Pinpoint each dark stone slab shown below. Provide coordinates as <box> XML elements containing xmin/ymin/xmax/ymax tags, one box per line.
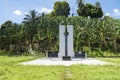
<box><xmin>75</xmin><ymin>52</ymin><xmax>87</xmax><ymax>58</ymax></box>
<box><xmin>47</xmin><ymin>52</ymin><xmax>58</xmax><ymax>57</ymax></box>
<box><xmin>62</xmin><ymin>56</ymin><xmax>71</xmax><ymax>60</ymax></box>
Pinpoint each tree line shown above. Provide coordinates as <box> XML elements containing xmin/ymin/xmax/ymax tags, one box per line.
<box><xmin>50</xmin><ymin>0</ymin><xmax>103</xmax><ymax>18</ymax></box>
<box><xmin>0</xmin><ymin>0</ymin><xmax>120</xmax><ymax>56</ymax></box>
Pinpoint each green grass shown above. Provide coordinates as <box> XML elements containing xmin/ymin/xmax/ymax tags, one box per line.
<box><xmin>69</xmin><ymin>58</ymin><xmax>120</xmax><ymax>80</ymax></box>
<box><xmin>0</xmin><ymin>56</ymin><xmax>65</xmax><ymax>80</ymax></box>
<box><xmin>0</xmin><ymin>66</ymin><xmax>65</xmax><ymax>80</ymax></box>
<box><xmin>70</xmin><ymin>65</ymin><xmax>120</xmax><ymax>80</ymax></box>
<box><xmin>97</xmin><ymin>58</ymin><xmax>120</xmax><ymax>64</ymax></box>
<box><xmin>0</xmin><ymin>56</ymin><xmax>120</xmax><ymax>80</ymax></box>
<box><xmin>0</xmin><ymin>56</ymin><xmax>36</xmax><ymax>66</ymax></box>
<box><xmin>69</xmin><ymin>57</ymin><xmax>120</xmax><ymax>80</ymax></box>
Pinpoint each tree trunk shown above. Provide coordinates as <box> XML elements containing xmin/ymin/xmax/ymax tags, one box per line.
<box><xmin>113</xmin><ymin>38</ymin><xmax>117</xmax><ymax>53</ymax></box>
<box><xmin>88</xmin><ymin>41</ymin><xmax>91</xmax><ymax>52</ymax></box>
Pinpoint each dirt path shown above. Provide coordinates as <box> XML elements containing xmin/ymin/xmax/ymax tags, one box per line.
<box><xmin>64</xmin><ymin>67</ymin><xmax>73</xmax><ymax>80</ymax></box>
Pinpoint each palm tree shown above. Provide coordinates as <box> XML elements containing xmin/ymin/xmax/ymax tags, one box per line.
<box><xmin>23</xmin><ymin>10</ymin><xmax>39</xmax><ymax>25</ymax></box>
<box><xmin>23</xmin><ymin>10</ymin><xmax>39</xmax><ymax>53</ymax></box>
<box><xmin>37</xmin><ymin>13</ymin><xmax>59</xmax><ymax>51</ymax></box>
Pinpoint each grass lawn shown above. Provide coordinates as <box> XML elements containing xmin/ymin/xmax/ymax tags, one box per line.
<box><xmin>97</xmin><ymin>57</ymin><xmax>120</xmax><ymax>64</ymax></box>
<box><xmin>0</xmin><ymin>56</ymin><xmax>65</xmax><ymax>80</ymax></box>
<box><xmin>0</xmin><ymin>56</ymin><xmax>35</xmax><ymax>66</ymax></box>
<box><xmin>69</xmin><ymin>58</ymin><xmax>120</xmax><ymax>80</ymax></box>
<box><xmin>0</xmin><ymin>56</ymin><xmax>120</xmax><ymax>80</ymax></box>
<box><xmin>70</xmin><ymin>65</ymin><xmax>120</xmax><ymax>80</ymax></box>
<box><xmin>0</xmin><ymin>66</ymin><xmax>65</xmax><ymax>80</ymax></box>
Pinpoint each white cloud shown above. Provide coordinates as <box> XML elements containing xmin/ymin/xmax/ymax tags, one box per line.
<box><xmin>113</xmin><ymin>8</ymin><xmax>120</xmax><ymax>16</ymax></box>
<box><xmin>105</xmin><ymin>12</ymin><xmax>110</xmax><ymax>16</ymax></box>
<box><xmin>38</xmin><ymin>7</ymin><xmax>52</xmax><ymax>13</ymax></box>
<box><xmin>24</xmin><ymin>12</ymin><xmax>29</xmax><ymax>15</ymax></box>
<box><xmin>13</xmin><ymin>10</ymin><xmax>22</xmax><ymax>16</ymax></box>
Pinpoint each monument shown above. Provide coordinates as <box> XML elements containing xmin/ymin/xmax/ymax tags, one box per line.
<box><xmin>58</xmin><ymin>24</ymin><xmax>74</xmax><ymax>59</ymax></box>
<box><xmin>47</xmin><ymin>21</ymin><xmax>87</xmax><ymax>59</ymax></box>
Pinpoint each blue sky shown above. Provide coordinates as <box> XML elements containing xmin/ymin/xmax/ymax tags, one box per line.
<box><xmin>0</xmin><ymin>0</ymin><xmax>120</xmax><ymax>25</ymax></box>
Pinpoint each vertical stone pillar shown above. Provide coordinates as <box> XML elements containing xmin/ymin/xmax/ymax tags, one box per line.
<box><xmin>67</xmin><ymin>25</ymin><xmax>74</xmax><ymax>57</ymax></box>
<box><xmin>58</xmin><ymin>25</ymin><xmax>65</xmax><ymax>57</ymax></box>
<box><xmin>58</xmin><ymin>25</ymin><xmax>74</xmax><ymax>58</ymax></box>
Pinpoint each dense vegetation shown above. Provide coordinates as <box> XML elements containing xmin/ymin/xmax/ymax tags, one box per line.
<box><xmin>0</xmin><ymin>15</ymin><xmax>120</xmax><ymax>56</ymax></box>
<box><xmin>77</xmin><ymin>0</ymin><xmax>103</xmax><ymax>18</ymax></box>
<box><xmin>51</xmin><ymin>1</ymin><xmax>70</xmax><ymax>17</ymax></box>
<box><xmin>0</xmin><ymin>0</ymin><xmax>120</xmax><ymax>56</ymax></box>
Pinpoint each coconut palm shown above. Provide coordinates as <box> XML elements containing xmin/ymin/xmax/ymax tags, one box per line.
<box><xmin>23</xmin><ymin>10</ymin><xmax>39</xmax><ymax>52</ymax></box>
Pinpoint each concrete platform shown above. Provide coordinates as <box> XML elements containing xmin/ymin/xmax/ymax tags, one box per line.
<box><xmin>20</xmin><ymin>58</ymin><xmax>112</xmax><ymax>66</ymax></box>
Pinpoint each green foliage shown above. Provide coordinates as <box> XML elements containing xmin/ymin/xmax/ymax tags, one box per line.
<box><xmin>52</xmin><ymin>1</ymin><xmax>70</xmax><ymax>17</ymax></box>
<box><xmin>68</xmin><ymin>16</ymin><xmax>120</xmax><ymax>55</ymax></box>
<box><xmin>0</xmin><ymin>9</ymin><xmax>120</xmax><ymax>56</ymax></box>
<box><xmin>0</xmin><ymin>50</ymin><xmax>16</xmax><ymax>56</ymax></box>
<box><xmin>77</xmin><ymin>0</ymin><xmax>103</xmax><ymax>18</ymax></box>
<box><xmin>1</xmin><ymin>20</ymin><xmax>12</xmax><ymax>29</ymax></box>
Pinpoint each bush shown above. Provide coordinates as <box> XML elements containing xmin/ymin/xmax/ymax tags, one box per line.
<box><xmin>0</xmin><ymin>50</ymin><xmax>16</xmax><ymax>56</ymax></box>
<box><xmin>81</xmin><ymin>47</ymin><xmax>120</xmax><ymax>57</ymax></box>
